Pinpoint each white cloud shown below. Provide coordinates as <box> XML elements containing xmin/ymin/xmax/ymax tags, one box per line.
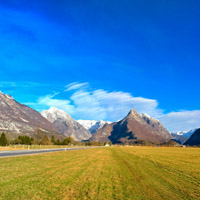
<box><xmin>70</xmin><ymin>89</ymin><xmax>163</xmax><ymax>121</ymax></box>
<box><xmin>34</xmin><ymin>83</ymin><xmax>163</xmax><ymax>121</ymax></box>
<box><xmin>158</xmin><ymin>110</ymin><xmax>200</xmax><ymax>132</ymax></box>
<box><xmin>37</xmin><ymin>94</ymin><xmax>75</xmax><ymax>114</ymax></box>
<box><xmin>29</xmin><ymin>82</ymin><xmax>200</xmax><ymax>132</ymax></box>
<box><xmin>65</xmin><ymin>82</ymin><xmax>88</xmax><ymax>91</ymax></box>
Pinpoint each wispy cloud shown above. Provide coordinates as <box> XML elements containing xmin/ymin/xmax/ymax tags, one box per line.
<box><xmin>29</xmin><ymin>82</ymin><xmax>163</xmax><ymax>121</ymax></box>
<box><xmin>158</xmin><ymin>110</ymin><xmax>200</xmax><ymax>132</ymax></box>
<box><xmin>65</xmin><ymin>82</ymin><xmax>89</xmax><ymax>91</ymax></box>
<box><xmin>27</xmin><ymin>82</ymin><xmax>200</xmax><ymax>132</ymax></box>
<box><xmin>0</xmin><ymin>81</ymin><xmax>42</xmax><ymax>88</ymax></box>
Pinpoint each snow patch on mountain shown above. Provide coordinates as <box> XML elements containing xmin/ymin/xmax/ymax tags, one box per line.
<box><xmin>77</xmin><ymin>120</ymin><xmax>112</xmax><ymax>134</ymax></box>
<box><xmin>41</xmin><ymin>107</ymin><xmax>72</xmax><ymax>123</ymax></box>
<box><xmin>140</xmin><ymin>113</ymin><xmax>160</xmax><ymax>123</ymax></box>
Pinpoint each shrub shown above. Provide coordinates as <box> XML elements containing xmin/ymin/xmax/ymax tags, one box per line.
<box><xmin>40</xmin><ymin>135</ymin><xmax>51</xmax><ymax>145</ymax></box>
<box><xmin>63</xmin><ymin>137</ymin><xmax>72</xmax><ymax>145</ymax></box>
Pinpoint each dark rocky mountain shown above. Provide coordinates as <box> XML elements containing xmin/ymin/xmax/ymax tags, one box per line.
<box><xmin>184</xmin><ymin>128</ymin><xmax>200</xmax><ymax>146</ymax></box>
<box><xmin>41</xmin><ymin>107</ymin><xmax>92</xmax><ymax>141</ymax></box>
<box><xmin>91</xmin><ymin>109</ymin><xmax>172</xmax><ymax>144</ymax></box>
<box><xmin>0</xmin><ymin>91</ymin><xmax>59</xmax><ymax>136</ymax></box>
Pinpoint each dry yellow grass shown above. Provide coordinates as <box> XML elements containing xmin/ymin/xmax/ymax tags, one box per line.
<box><xmin>0</xmin><ymin>145</ymin><xmax>83</xmax><ymax>151</ymax></box>
<box><xmin>0</xmin><ymin>147</ymin><xmax>200</xmax><ymax>200</ymax></box>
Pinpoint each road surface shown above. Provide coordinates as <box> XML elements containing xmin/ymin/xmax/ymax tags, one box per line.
<box><xmin>0</xmin><ymin>147</ymin><xmax>94</xmax><ymax>158</ymax></box>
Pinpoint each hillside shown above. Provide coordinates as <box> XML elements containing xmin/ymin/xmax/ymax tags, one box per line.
<box><xmin>184</xmin><ymin>128</ymin><xmax>200</xmax><ymax>146</ymax></box>
<box><xmin>0</xmin><ymin>91</ymin><xmax>59</xmax><ymax>136</ymax></box>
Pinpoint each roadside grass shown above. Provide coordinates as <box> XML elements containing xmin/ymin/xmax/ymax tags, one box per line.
<box><xmin>0</xmin><ymin>147</ymin><xmax>200</xmax><ymax>200</ymax></box>
<box><xmin>0</xmin><ymin>145</ymin><xmax>85</xmax><ymax>151</ymax></box>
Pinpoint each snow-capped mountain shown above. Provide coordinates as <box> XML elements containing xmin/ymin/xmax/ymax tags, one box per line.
<box><xmin>41</xmin><ymin>107</ymin><xmax>72</xmax><ymax>124</ymax></box>
<box><xmin>0</xmin><ymin>91</ymin><xmax>59</xmax><ymax>135</ymax></box>
<box><xmin>172</xmin><ymin>129</ymin><xmax>199</xmax><ymax>138</ymax></box>
<box><xmin>41</xmin><ymin>107</ymin><xmax>91</xmax><ymax>141</ymax></box>
<box><xmin>77</xmin><ymin>120</ymin><xmax>112</xmax><ymax>134</ymax></box>
<box><xmin>170</xmin><ymin>129</ymin><xmax>199</xmax><ymax>144</ymax></box>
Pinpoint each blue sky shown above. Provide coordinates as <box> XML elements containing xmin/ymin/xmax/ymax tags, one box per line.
<box><xmin>0</xmin><ymin>0</ymin><xmax>200</xmax><ymax>132</ymax></box>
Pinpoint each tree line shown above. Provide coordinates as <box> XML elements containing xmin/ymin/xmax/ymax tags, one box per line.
<box><xmin>0</xmin><ymin>132</ymin><xmax>107</xmax><ymax>146</ymax></box>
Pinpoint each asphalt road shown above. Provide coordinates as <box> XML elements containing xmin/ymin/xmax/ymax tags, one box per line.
<box><xmin>0</xmin><ymin>147</ymin><xmax>94</xmax><ymax>158</ymax></box>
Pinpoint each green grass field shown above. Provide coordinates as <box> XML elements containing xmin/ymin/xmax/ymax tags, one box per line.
<box><xmin>0</xmin><ymin>147</ymin><xmax>200</xmax><ymax>200</ymax></box>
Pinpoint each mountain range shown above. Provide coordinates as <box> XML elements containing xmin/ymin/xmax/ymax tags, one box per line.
<box><xmin>0</xmin><ymin>91</ymin><xmax>199</xmax><ymax>145</ymax></box>
<box><xmin>171</xmin><ymin>129</ymin><xmax>198</xmax><ymax>138</ymax></box>
<box><xmin>170</xmin><ymin>129</ymin><xmax>199</xmax><ymax>144</ymax></box>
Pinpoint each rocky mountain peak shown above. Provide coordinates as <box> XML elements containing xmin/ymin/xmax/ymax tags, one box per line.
<box><xmin>91</xmin><ymin>109</ymin><xmax>172</xmax><ymax>144</ymax></box>
<box><xmin>125</xmin><ymin>109</ymin><xmax>144</xmax><ymax>124</ymax></box>
<box><xmin>41</xmin><ymin>107</ymin><xmax>72</xmax><ymax>123</ymax></box>
<box><xmin>41</xmin><ymin>107</ymin><xmax>91</xmax><ymax>141</ymax></box>
<box><xmin>0</xmin><ymin>91</ymin><xmax>14</xmax><ymax>102</ymax></box>
<box><xmin>127</xmin><ymin>109</ymin><xmax>138</xmax><ymax>117</ymax></box>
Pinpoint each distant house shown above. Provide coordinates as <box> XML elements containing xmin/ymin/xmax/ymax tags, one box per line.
<box><xmin>105</xmin><ymin>143</ymin><xmax>110</xmax><ymax>147</ymax></box>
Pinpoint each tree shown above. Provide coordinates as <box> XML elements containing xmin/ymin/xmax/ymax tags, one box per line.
<box><xmin>16</xmin><ymin>135</ymin><xmax>34</xmax><ymax>145</ymax></box>
<box><xmin>56</xmin><ymin>139</ymin><xmax>61</xmax><ymax>145</ymax></box>
<box><xmin>40</xmin><ymin>135</ymin><xmax>51</xmax><ymax>145</ymax></box>
<box><xmin>63</xmin><ymin>137</ymin><xmax>72</xmax><ymax>145</ymax></box>
<box><xmin>51</xmin><ymin>136</ymin><xmax>55</xmax><ymax>144</ymax></box>
<box><xmin>0</xmin><ymin>132</ymin><xmax>8</xmax><ymax>146</ymax></box>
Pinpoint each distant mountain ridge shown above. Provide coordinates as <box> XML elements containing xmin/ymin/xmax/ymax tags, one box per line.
<box><xmin>91</xmin><ymin>109</ymin><xmax>172</xmax><ymax>144</ymax></box>
<box><xmin>170</xmin><ymin>133</ymin><xmax>188</xmax><ymax>144</ymax></box>
<box><xmin>41</xmin><ymin>107</ymin><xmax>91</xmax><ymax>141</ymax></box>
<box><xmin>77</xmin><ymin>120</ymin><xmax>112</xmax><ymax>134</ymax></box>
<box><xmin>171</xmin><ymin>129</ymin><xmax>199</xmax><ymax>138</ymax></box>
<box><xmin>0</xmin><ymin>91</ymin><xmax>59</xmax><ymax>135</ymax></box>
<box><xmin>0</xmin><ymin>90</ymin><xmax>197</xmax><ymax>144</ymax></box>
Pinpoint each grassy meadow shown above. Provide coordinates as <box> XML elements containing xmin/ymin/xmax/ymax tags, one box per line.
<box><xmin>0</xmin><ymin>146</ymin><xmax>200</xmax><ymax>200</ymax></box>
